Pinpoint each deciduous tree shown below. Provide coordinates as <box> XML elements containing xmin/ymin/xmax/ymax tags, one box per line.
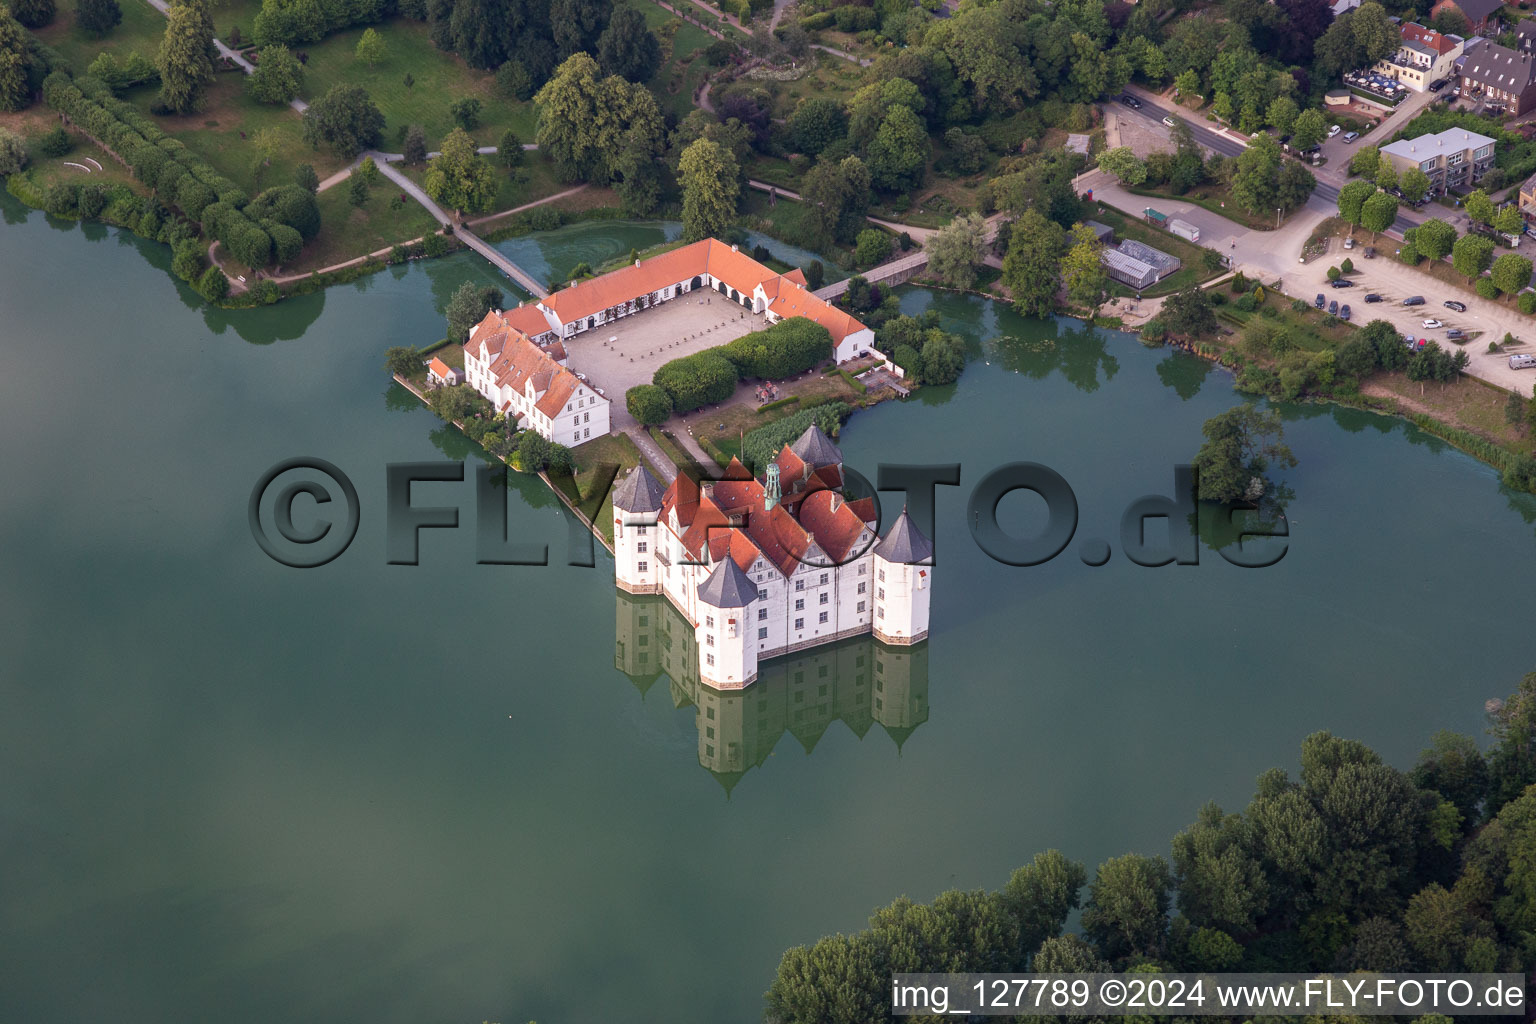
<box><xmin>1491</xmin><ymin>252</ymin><xmax>1533</xmax><ymax>295</ymax></box>
<box><xmin>302</xmin><ymin>83</ymin><xmax>384</xmax><ymax>159</ymax></box>
<box><xmin>596</xmin><ymin>6</ymin><xmax>660</xmax><ymax>83</ymax></box>
<box><xmin>1451</xmin><ymin>234</ymin><xmax>1494</xmax><ymax>282</ymax></box>
<box><xmin>1097</xmin><ymin>146</ymin><xmax>1147</xmax><ymax>186</ymax></box>
<box><xmin>1291</xmin><ymin>108</ymin><xmax>1327</xmax><ymax>152</ymax></box>
<box><xmin>354</xmin><ymin>26</ymin><xmax>386</xmax><ymax>65</ymax></box>
<box><xmin>1191</xmin><ymin>404</ymin><xmax>1297</xmax><ymax>505</ymax></box>
<box><xmin>155</xmin><ymin>0</ymin><xmax>217</xmax><ymax>114</ymax></box>
<box><xmin>1337</xmin><ymin>179</ymin><xmax>1376</xmax><ymax>225</ymax></box>
<box><xmin>925</xmin><ymin>212</ymin><xmax>990</xmax><ymax>291</ymax></box>
<box><xmin>1001</xmin><ymin>210</ymin><xmax>1065</xmax><ymax>318</ymax></box>
<box><xmin>1360</xmin><ymin>190</ymin><xmax>1398</xmax><ymax>235</ymax></box>
<box><xmin>424</xmin><ymin>126</ymin><xmax>499</xmax><ymax>215</ymax></box>
<box><xmin>1062</xmin><ymin>223</ymin><xmax>1107</xmax><ymax>318</ymax></box>
<box><xmin>247</xmin><ymin>43</ymin><xmax>303</xmax><ymax>104</ymax></box>
<box><xmin>77</xmin><ymin>0</ymin><xmax>121</xmax><ymax>37</ymax></box>
<box><xmin>677</xmin><ymin>136</ymin><xmax>739</xmax><ymax>243</ymax></box>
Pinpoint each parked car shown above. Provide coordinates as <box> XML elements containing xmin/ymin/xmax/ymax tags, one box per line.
<box><xmin>1444</xmin><ymin>300</ymin><xmax>1467</xmax><ymax>311</ymax></box>
<box><xmin>1365</xmin><ymin>293</ymin><xmax>1382</xmax><ymax>302</ymax></box>
<box><xmin>1447</xmin><ymin>328</ymin><xmax>1466</xmax><ymax>340</ymax></box>
<box><xmin>1340</xmin><ymin>304</ymin><xmax>1352</xmax><ymax>321</ymax></box>
<box><xmin>1422</xmin><ymin>318</ymin><xmax>1444</xmax><ymax>328</ymax></box>
<box><xmin>1315</xmin><ymin>293</ymin><xmax>1326</xmax><ymax>308</ymax></box>
<box><xmin>1328</xmin><ymin>124</ymin><xmax>1342</xmax><ymax>136</ymax></box>
<box><xmin>1329</xmin><ymin>299</ymin><xmax>1339</xmax><ymax>315</ymax></box>
<box><xmin>1120</xmin><ymin>94</ymin><xmax>1142</xmax><ymax>109</ymax></box>
<box><xmin>1510</xmin><ymin>354</ymin><xmax>1536</xmax><ymax>369</ymax></box>
<box><xmin>1342</xmin><ymin>131</ymin><xmax>1360</xmax><ymax>143</ymax></box>
<box><xmin>1344</xmin><ymin>236</ymin><xmax>1355</xmax><ymax>249</ymax></box>
<box><xmin>1331</xmin><ymin>278</ymin><xmax>1355</xmax><ymax>288</ymax></box>
<box><xmin>1430</xmin><ymin>78</ymin><xmax>1449</xmax><ymax>91</ymax></box>
<box><xmin>1162</xmin><ymin>115</ymin><xmax>1176</xmax><ymax>127</ymax></box>
<box><xmin>1402</xmin><ymin>295</ymin><xmax>1426</xmax><ymax>306</ymax></box>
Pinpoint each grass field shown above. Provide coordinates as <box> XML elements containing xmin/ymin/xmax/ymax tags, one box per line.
<box><xmin>554</xmin><ymin>431</ymin><xmax>645</xmax><ymax>545</ymax></box>
<box><xmin>121</xmin><ymin>74</ymin><xmax>349</xmax><ymax>195</ymax></box>
<box><xmin>31</xmin><ymin>0</ymin><xmax>166</xmax><ymax>72</ymax></box>
<box><xmin>1127</xmin><ymin>181</ymin><xmax>1290</xmax><ymax>232</ymax></box>
<box><xmin>1366</xmin><ymin>371</ymin><xmax>1536</xmax><ymax>454</ymax></box>
<box><xmin>276</xmin><ymin>172</ymin><xmax>442</xmax><ymax>274</ymax></box>
<box><xmin>639</xmin><ymin>0</ymin><xmax>718</xmax><ymax>121</ymax></box>
<box><xmin>676</xmin><ymin>373</ymin><xmax>862</xmax><ymax>464</ymax></box>
<box><xmin>297</xmin><ymin>19</ymin><xmax>538</xmax><ymax>148</ymax></box>
<box><xmin>213</xmin><ymin>0</ymin><xmax>264</xmax><ymax>43</ymax></box>
<box><xmin>739</xmin><ymin>188</ymin><xmax>852</xmax><ymax>265</ymax></box>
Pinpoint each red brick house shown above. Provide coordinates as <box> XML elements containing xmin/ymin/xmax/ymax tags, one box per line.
<box><xmin>1430</xmin><ymin>0</ymin><xmax>1504</xmax><ymax>35</ymax></box>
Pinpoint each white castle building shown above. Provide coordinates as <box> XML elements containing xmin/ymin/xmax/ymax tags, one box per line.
<box><xmin>462</xmin><ymin>308</ymin><xmax>610</xmax><ymax>448</ymax></box>
<box><xmin>611</xmin><ymin>424</ymin><xmax>933</xmax><ymax>689</ymax></box>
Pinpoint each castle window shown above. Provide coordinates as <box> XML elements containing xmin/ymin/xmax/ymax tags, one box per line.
<box><xmin>707</xmin><ymin>706</ymin><xmax>715</xmax><ymax>720</ymax></box>
<box><xmin>819</xmin><ymin>573</ymin><xmax>828</xmax><ymax>585</ymax></box>
<box><xmin>795</xmin><ymin>617</ymin><xmax>804</xmax><ymax>629</ymax></box>
<box><xmin>758</xmin><ymin>627</ymin><xmax>768</xmax><ymax>639</ymax></box>
<box><xmin>878</xmin><ymin>588</ymin><xmax>885</xmax><ymax>601</ymax></box>
<box><xmin>819</xmin><ymin>593</ymin><xmax>828</xmax><ymax>605</ymax></box>
<box><xmin>636</xmin><ymin>525</ymin><xmax>647</xmax><ymax>534</ymax></box>
<box><xmin>795</xmin><ymin>579</ymin><xmax>804</xmax><ymax>591</ymax></box>
<box><xmin>857</xmin><ymin>601</ymin><xmax>866</xmax><ymax>613</ymax></box>
<box><xmin>758</xmin><ymin>588</ymin><xmax>767</xmax><ymax>600</ymax></box>
<box><xmin>795</xmin><ymin>598</ymin><xmax>804</xmax><ymax>611</ymax></box>
<box><xmin>706</xmin><ymin>615</ymin><xmax>714</xmax><ymax>628</ymax></box>
<box><xmin>858</xmin><ymin>564</ymin><xmax>866</xmax><ymax>575</ymax></box>
<box><xmin>638</xmin><ymin>561</ymin><xmax>648</xmax><ymax>572</ymax></box>
<box><xmin>879</xmin><ymin>569</ymin><xmax>886</xmax><ymax>582</ymax></box>
<box><xmin>818</xmin><ymin>611</ymin><xmax>828</xmax><ymax>624</ymax></box>
<box><xmin>637</xmin><ymin>542</ymin><xmax>647</xmax><ymax>552</ymax></box>
<box><xmin>706</xmin><ymin>653</ymin><xmax>715</xmax><ymax>667</ymax></box>
<box><xmin>758</xmin><ymin>608</ymin><xmax>767</xmax><ymax>620</ymax></box>
<box><xmin>877</xmin><ymin>606</ymin><xmax>884</xmax><ymax>618</ymax></box>
<box><xmin>706</xmin><ymin>726</ymin><xmax>714</xmax><ymax>739</ymax></box>
<box><xmin>706</xmin><ymin>634</ymin><xmax>714</xmax><ymax>647</ymax></box>
<box><xmin>858</xmin><ymin>582</ymin><xmax>866</xmax><ymax>594</ymax></box>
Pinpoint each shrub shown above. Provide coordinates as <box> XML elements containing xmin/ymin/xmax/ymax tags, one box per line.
<box><xmin>249</xmin><ymin>183</ymin><xmax>321</xmax><ymax>239</ymax></box>
<box><xmin>1233</xmin><ymin>293</ymin><xmax>1257</xmax><ymax>312</ymax></box>
<box><xmin>496</xmin><ymin>59</ymin><xmax>533</xmax><ymax>100</ymax></box>
<box><xmin>450</xmin><ymin>96</ymin><xmax>481</xmax><ymax>130</ymax></box>
<box><xmin>1325</xmin><ymin>265</ymin><xmax>1341</xmax><ymax>281</ymax></box>
<box><xmin>626</xmin><ymin>384</ymin><xmax>674</xmax><ymax>425</ymax></box>
<box><xmin>653</xmin><ymin>350</ymin><xmax>740</xmax><ymax>413</ymax></box>
<box><xmin>39</xmin><ymin>126</ymin><xmax>72</xmax><ymax>158</ymax></box>
<box><xmin>422</xmin><ymin>231</ymin><xmax>450</xmax><ymax>257</ymax></box>
<box><xmin>43</xmin><ymin>181</ymin><xmax>79</xmax><ymax>216</ymax></box>
<box><xmin>854</xmin><ymin>228</ymin><xmax>893</xmax><ymax>268</ymax></box>
<box><xmin>1476</xmin><ymin>277</ymin><xmax>1499</xmax><ymax>299</ymax></box>
<box><xmin>76</xmin><ymin>183</ymin><xmax>108</xmax><ymax>218</ymax></box>
<box><xmin>1520</xmin><ymin>292</ymin><xmax>1536</xmax><ymax>315</ymax></box>
<box><xmin>171</xmin><ymin>238</ymin><xmax>206</xmax><ymax>281</ymax></box>
<box><xmin>252</xmin><ymin>279</ymin><xmax>281</xmax><ymax>304</ymax></box>
<box><xmin>198</xmin><ymin>264</ymin><xmax>229</xmax><ymax>301</ymax></box>
<box><xmin>528</xmin><ymin>206</ymin><xmax>560</xmax><ymax>231</ymax></box>
<box><xmin>1340</xmin><ymin>257</ymin><xmax>1353</xmax><ymax>273</ymax></box>
<box><xmin>176</xmin><ymin>176</ymin><xmax>217</xmax><ymax>220</ymax></box>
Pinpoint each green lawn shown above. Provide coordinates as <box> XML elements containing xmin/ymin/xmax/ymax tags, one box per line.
<box><xmin>639</xmin><ymin>0</ymin><xmax>718</xmax><ymax>122</ymax></box>
<box><xmin>213</xmin><ymin>0</ymin><xmax>264</xmax><ymax>44</ymax></box>
<box><xmin>122</xmin><ymin>74</ymin><xmax>348</xmax><ymax>196</ymax></box>
<box><xmin>397</xmin><ymin>149</ymin><xmax>569</xmax><ymax>216</ymax></box>
<box><xmin>277</xmin><ymin>172</ymin><xmax>442</xmax><ymax>275</ymax></box>
<box><xmin>297</xmin><ymin>18</ymin><xmax>538</xmax><ymax>149</ymax></box>
<box><xmin>32</xmin><ymin>0</ymin><xmax>167</xmax><ymax>72</ymax></box>
<box><xmin>554</xmin><ymin>431</ymin><xmax>645</xmax><ymax>546</ymax></box>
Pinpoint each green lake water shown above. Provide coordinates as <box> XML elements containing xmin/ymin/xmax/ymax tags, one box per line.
<box><xmin>3</xmin><ymin>196</ymin><xmax>1536</xmax><ymax>1023</ymax></box>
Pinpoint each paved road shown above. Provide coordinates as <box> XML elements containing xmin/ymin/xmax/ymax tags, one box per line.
<box><xmin>1121</xmin><ymin>85</ymin><xmax>1249</xmax><ymax>159</ymax></box>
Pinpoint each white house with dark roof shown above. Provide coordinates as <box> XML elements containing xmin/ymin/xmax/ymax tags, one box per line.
<box><xmin>611</xmin><ymin>424</ymin><xmax>933</xmax><ymax>689</ymax></box>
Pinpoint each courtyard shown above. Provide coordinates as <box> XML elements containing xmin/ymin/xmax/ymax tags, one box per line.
<box><xmin>562</xmin><ymin>290</ymin><xmax>775</xmax><ymax>426</ymax></box>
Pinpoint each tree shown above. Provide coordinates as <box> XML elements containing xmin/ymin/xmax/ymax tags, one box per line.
<box><xmin>11</xmin><ymin>0</ymin><xmax>52</xmax><ymax>27</ymax></box>
<box><xmin>384</xmin><ymin>346</ymin><xmax>421</xmax><ymax>376</ymax></box>
<box><xmin>0</xmin><ymin>6</ymin><xmax>28</xmax><ymax>112</ymax></box>
<box><xmin>1494</xmin><ymin>205</ymin><xmax>1525</xmax><ymax>237</ymax></box>
<box><xmin>348</xmin><ymin>170</ymin><xmax>369</xmax><ymax>206</ymax></box>
<box><xmin>926</xmin><ymin>212</ymin><xmax>989</xmax><ymax>291</ymax></box>
<box><xmin>0</xmin><ymin>125</ymin><xmax>25</xmax><ymax>174</ymax></box>
<box><xmin>1266</xmin><ymin>95</ymin><xmax>1299</xmax><ymax>136</ymax></box>
<box><xmin>800</xmin><ymin>155</ymin><xmax>871</xmax><ymax>246</ymax></box>
<box><xmin>302</xmin><ymin>83</ymin><xmax>384</xmax><ymax>159</ymax></box>
<box><xmin>867</xmin><ymin>105</ymin><xmax>928</xmax><ymax>192</ymax></box>
<box><xmin>424</xmin><ymin>126</ymin><xmax>499</xmax><ymax>215</ymax></box>
<box><xmin>1337</xmin><ymin>180</ymin><xmax>1377</xmax><ymax>226</ymax></box>
<box><xmin>677</xmin><ymin>136</ymin><xmax>739</xmax><ymax>243</ymax></box>
<box><xmin>77</xmin><ymin>0</ymin><xmax>122</xmax><ymax>37</ymax></box>
<box><xmin>803</xmin><ymin>260</ymin><xmax>824</xmax><ymax>291</ymax></box>
<box><xmin>1082</xmin><ymin>854</ymin><xmax>1172</xmax><ymax>960</ymax></box>
<box><xmin>293</xmin><ymin>162</ymin><xmax>318</xmax><ymax>193</ymax></box>
<box><xmin>450</xmin><ymin>95</ymin><xmax>481</xmax><ymax>130</ymax></box>
<box><xmin>1491</xmin><ymin>252</ymin><xmax>1533</xmax><ymax>296</ymax></box>
<box><xmin>550</xmin><ymin>0</ymin><xmax>611</xmax><ymax>58</ymax></box>
<box><xmin>1451</xmin><ymin>234</ymin><xmax>1494</xmax><ymax>282</ymax></box>
<box><xmin>1465</xmin><ymin>188</ymin><xmax>1494</xmax><ymax>227</ymax></box>
<box><xmin>1230</xmin><ymin>133</ymin><xmax>1284</xmax><ymax>215</ymax></box>
<box><xmin>354</xmin><ymin>26</ymin><xmax>386</xmax><ymax>65</ymax></box>
<box><xmin>1002</xmin><ymin>850</ymin><xmax>1086</xmax><ymax>960</ymax></box>
<box><xmin>1062</xmin><ymin>223</ymin><xmax>1108</xmax><ymax>319</ymax></box>
<box><xmin>1097</xmin><ymin>146</ymin><xmax>1147</xmax><ymax>186</ymax></box>
<box><xmin>1171</xmin><ymin>802</ymin><xmax>1268</xmax><ymax>933</ymax></box>
<box><xmin>854</xmin><ymin>228</ymin><xmax>892</xmax><ymax>268</ymax></box>
<box><xmin>626</xmin><ymin>384</ymin><xmax>673</xmax><ymax>425</ymax></box>
<box><xmin>156</xmin><ymin>0</ymin><xmax>217</xmax><ymax>114</ymax></box>
<box><xmin>1360</xmin><ymin>191</ymin><xmax>1399</xmax><ymax>236</ymax></box>
<box><xmin>1374</xmin><ymin>153</ymin><xmax>1398</xmax><ymax>192</ymax></box>
<box><xmin>534</xmin><ymin>53</ymin><xmax>663</xmax><ymax>184</ymax></box>
<box><xmin>247</xmin><ymin>43</ymin><xmax>303</xmax><ymax>104</ymax></box>
<box><xmin>1173</xmin><ymin>68</ymin><xmax>1199</xmax><ymax>103</ymax></box>
<box><xmin>1001</xmin><ymin>210</ymin><xmax>1066</xmax><ymax>319</ymax></box>
<box><xmin>498</xmin><ymin>128</ymin><xmax>523</xmax><ymax>168</ymax></box>
<box><xmin>1277</xmin><ymin>161</ymin><xmax>1316</xmax><ymax>211</ymax></box>
<box><xmin>1349</xmin><ymin>144</ymin><xmax>1382</xmax><ymax>178</ymax></box>
<box><xmin>788</xmin><ymin>97</ymin><xmax>847</xmax><ymax>158</ymax></box>
<box><xmin>1486</xmin><ymin>671</ymin><xmax>1536</xmax><ymax>810</ymax></box>
<box><xmin>1411</xmin><ymin>730</ymin><xmax>1488</xmax><ymax>828</ymax></box>
<box><xmin>1161</xmin><ymin>284</ymin><xmax>1218</xmax><ymax>338</ymax></box>
<box><xmin>1291</xmin><ymin>108</ymin><xmax>1327</xmax><ymax>152</ymax></box>
<box><xmin>653</xmin><ymin>351</ymin><xmax>739</xmax><ymax>412</ymax></box>
<box><xmin>1191</xmin><ymin>404</ymin><xmax>1297</xmax><ymax>505</ymax></box>
<box><xmin>1415</xmin><ymin>218</ymin><xmax>1456</xmax><ymax>261</ymax></box>
<box><xmin>1399</xmin><ymin>166</ymin><xmax>1431</xmax><ymax>204</ymax></box>
<box><xmin>444</xmin><ymin>280</ymin><xmax>503</xmax><ymax>340</ymax></box>
<box><xmin>402</xmin><ymin>124</ymin><xmax>427</xmax><ymax>165</ymax></box>
<box><xmin>597</xmin><ymin>6</ymin><xmax>660</xmax><ymax>82</ymax></box>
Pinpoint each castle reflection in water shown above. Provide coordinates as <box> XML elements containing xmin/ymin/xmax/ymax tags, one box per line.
<box><xmin>614</xmin><ymin>590</ymin><xmax>930</xmax><ymax>791</ymax></box>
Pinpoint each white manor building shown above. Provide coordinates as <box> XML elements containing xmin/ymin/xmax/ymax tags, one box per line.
<box><xmin>611</xmin><ymin>424</ymin><xmax>933</xmax><ymax>689</ymax></box>
<box><xmin>462</xmin><ymin>309</ymin><xmax>610</xmax><ymax>447</ymax></box>
<box><xmin>496</xmin><ymin>237</ymin><xmax>879</xmax><ymax>364</ymax></box>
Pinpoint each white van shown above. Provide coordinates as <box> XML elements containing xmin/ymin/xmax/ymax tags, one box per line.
<box><xmin>1509</xmin><ymin>354</ymin><xmax>1536</xmax><ymax>369</ymax></box>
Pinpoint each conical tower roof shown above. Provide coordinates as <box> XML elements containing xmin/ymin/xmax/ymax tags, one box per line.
<box><xmin>874</xmin><ymin>507</ymin><xmax>933</xmax><ymax>564</ymax></box>
<box><xmin>789</xmin><ymin>423</ymin><xmax>842</xmax><ymax>467</ymax></box>
<box><xmin>612</xmin><ymin>464</ymin><xmax>666</xmax><ymax>513</ymax></box>
<box><xmin>697</xmin><ymin>556</ymin><xmax>757</xmax><ymax>608</ymax></box>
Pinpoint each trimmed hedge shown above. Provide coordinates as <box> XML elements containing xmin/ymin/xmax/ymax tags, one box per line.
<box><xmin>719</xmin><ymin>317</ymin><xmax>833</xmax><ymax>380</ymax></box>
<box><xmin>626</xmin><ymin>383</ymin><xmax>674</xmax><ymax>425</ymax></box>
<box><xmin>653</xmin><ymin>351</ymin><xmax>739</xmax><ymax>413</ymax></box>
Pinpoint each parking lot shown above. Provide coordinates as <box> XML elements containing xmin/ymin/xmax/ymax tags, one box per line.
<box><xmin>1302</xmin><ymin>252</ymin><xmax>1536</xmax><ymax>394</ymax></box>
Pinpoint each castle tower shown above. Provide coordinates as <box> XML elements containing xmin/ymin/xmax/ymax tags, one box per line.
<box><xmin>612</xmin><ymin>465</ymin><xmax>665</xmax><ymax>594</ymax></box>
<box><xmin>695</xmin><ymin>557</ymin><xmax>760</xmax><ymax>688</ymax></box>
<box><xmin>871</xmin><ymin>508</ymin><xmax>933</xmax><ymax>646</ymax></box>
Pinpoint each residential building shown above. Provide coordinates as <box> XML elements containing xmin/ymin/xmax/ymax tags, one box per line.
<box><xmin>1375</xmin><ymin>22</ymin><xmax>1465</xmax><ymax>90</ymax></box>
<box><xmin>611</xmin><ymin>425</ymin><xmax>933</xmax><ymax>689</ymax></box>
<box><xmin>462</xmin><ymin>314</ymin><xmax>610</xmax><ymax>447</ymax></box>
<box><xmin>426</xmin><ymin>356</ymin><xmax>462</xmax><ymax>387</ymax></box>
<box><xmin>1431</xmin><ymin>0</ymin><xmax>1503</xmax><ymax>34</ymax></box>
<box><xmin>1457</xmin><ymin>38</ymin><xmax>1536</xmax><ymax>113</ymax></box>
<box><xmin>1380</xmin><ymin>127</ymin><xmax>1497</xmax><ymax>192</ymax></box>
<box><xmin>1517</xmin><ymin>169</ymin><xmax>1536</xmax><ymax>227</ymax></box>
<box><xmin>520</xmin><ymin>237</ymin><xmax>878</xmax><ymax>364</ymax></box>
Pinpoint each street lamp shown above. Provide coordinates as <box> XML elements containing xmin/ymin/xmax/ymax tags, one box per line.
<box><xmin>1276</xmin><ymin>207</ymin><xmax>1282</xmax><ymax>229</ymax></box>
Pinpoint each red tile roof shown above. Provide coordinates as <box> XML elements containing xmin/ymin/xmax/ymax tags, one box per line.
<box><xmin>1402</xmin><ymin>22</ymin><xmax>1459</xmax><ymax>54</ymax></box>
<box><xmin>428</xmin><ymin>357</ymin><xmax>454</xmax><ymax>378</ymax></box>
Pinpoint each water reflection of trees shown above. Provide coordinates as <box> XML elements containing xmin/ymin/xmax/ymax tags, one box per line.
<box><xmin>614</xmin><ymin>591</ymin><xmax>931</xmax><ymax>794</ymax></box>
<box><xmin>989</xmin><ymin>321</ymin><xmax>1121</xmax><ymax>393</ymax></box>
<box><xmin>1155</xmin><ymin>350</ymin><xmax>1212</xmax><ymax>401</ymax></box>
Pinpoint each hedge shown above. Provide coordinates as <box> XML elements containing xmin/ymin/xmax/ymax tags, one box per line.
<box><xmin>799</xmin><ymin>9</ymin><xmax>834</xmax><ymax>28</ymax></box>
<box><xmin>653</xmin><ymin>351</ymin><xmax>739</xmax><ymax>413</ymax></box>
<box><xmin>741</xmin><ymin>401</ymin><xmax>851</xmax><ymax>473</ymax></box>
<box><xmin>626</xmin><ymin>383</ymin><xmax>674</xmax><ymax>425</ymax></box>
<box><xmin>719</xmin><ymin>317</ymin><xmax>833</xmax><ymax>380</ymax></box>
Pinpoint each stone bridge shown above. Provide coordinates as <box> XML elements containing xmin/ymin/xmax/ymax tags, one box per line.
<box><xmin>812</xmin><ymin>249</ymin><xmax>929</xmax><ymax>301</ymax></box>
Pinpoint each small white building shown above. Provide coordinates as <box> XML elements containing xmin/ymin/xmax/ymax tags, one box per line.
<box><xmin>426</xmin><ymin>356</ymin><xmax>462</xmax><ymax>387</ymax></box>
<box><xmin>462</xmin><ymin>312</ymin><xmax>610</xmax><ymax>447</ymax></box>
<box><xmin>611</xmin><ymin>425</ymin><xmax>934</xmax><ymax>689</ymax></box>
